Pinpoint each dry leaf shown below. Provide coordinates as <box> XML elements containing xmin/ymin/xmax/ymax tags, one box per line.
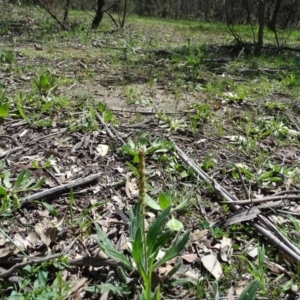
<box><xmin>35</xmin><ymin>223</ymin><xmax>57</xmax><ymax>247</ymax></box>
<box><xmin>182</xmin><ymin>253</ymin><xmax>198</xmax><ymax>263</ymax></box>
<box><xmin>96</xmin><ymin>144</ymin><xmax>109</xmax><ymax>157</ymax></box>
<box><xmin>125</xmin><ymin>173</ymin><xmax>138</xmax><ymax>199</ymax></box>
<box><xmin>225</xmin><ymin>206</ymin><xmax>260</xmax><ymax>226</ymax></box>
<box><xmin>0</xmin><ymin>245</ymin><xmax>17</xmax><ymax>258</ymax></box>
<box><xmin>14</xmin><ymin>233</ymin><xmax>31</xmax><ymax>250</ymax></box>
<box><xmin>69</xmin><ymin>277</ymin><xmax>88</xmax><ymax>295</ymax></box>
<box><xmin>227</xmin><ymin>286</ymin><xmax>234</xmax><ymax>300</ymax></box>
<box><xmin>201</xmin><ymin>254</ymin><xmax>223</xmax><ymax>280</ymax></box>
<box><xmin>220</xmin><ymin>237</ymin><xmax>233</xmax><ymax>262</ymax></box>
<box><xmin>190</xmin><ymin>229</ymin><xmax>208</xmax><ymax>242</ymax></box>
<box><xmin>0</xmin><ymin>233</ymin><xmax>6</xmax><ymax>246</ymax></box>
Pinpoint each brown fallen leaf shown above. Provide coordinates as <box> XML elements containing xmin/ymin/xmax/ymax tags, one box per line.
<box><xmin>190</xmin><ymin>229</ymin><xmax>208</xmax><ymax>242</ymax></box>
<box><xmin>181</xmin><ymin>253</ymin><xmax>198</xmax><ymax>263</ymax></box>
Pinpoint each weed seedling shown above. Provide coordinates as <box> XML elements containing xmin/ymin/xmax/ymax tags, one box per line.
<box><xmin>92</xmin><ymin>150</ymin><xmax>190</xmax><ymax>299</ymax></box>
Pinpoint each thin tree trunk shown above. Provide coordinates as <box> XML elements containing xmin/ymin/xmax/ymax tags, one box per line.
<box><xmin>255</xmin><ymin>0</ymin><xmax>265</xmax><ymax>55</ymax></box>
<box><xmin>92</xmin><ymin>0</ymin><xmax>105</xmax><ymax>29</ymax></box>
<box><xmin>63</xmin><ymin>0</ymin><xmax>71</xmax><ymax>22</ymax></box>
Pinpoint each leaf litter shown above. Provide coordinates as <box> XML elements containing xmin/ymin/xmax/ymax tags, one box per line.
<box><xmin>1</xmin><ymin>18</ymin><xmax>300</xmax><ymax>300</ymax></box>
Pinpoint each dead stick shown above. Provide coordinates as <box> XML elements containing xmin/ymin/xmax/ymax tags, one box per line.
<box><xmin>20</xmin><ymin>172</ymin><xmax>102</xmax><ymax>205</ymax></box>
<box><xmin>221</xmin><ymin>195</ymin><xmax>300</xmax><ymax>205</ymax></box>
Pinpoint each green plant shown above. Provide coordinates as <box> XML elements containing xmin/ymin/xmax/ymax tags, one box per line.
<box><xmin>0</xmin><ymin>87</ymin><xmax>9</xmax><ymax>118</ymax></box>
<box><xmin>238</xmin><ymin>279</ymin><xmax>260</xmax><ymax>300</ymax></box>
<box><xmin>144</xmin><ymin>191</ymin><xmax>191</xmax><ymax>231</ymax></box>
<box><xmin>121</xmin><ymin>137</ymin><xmax>174</xmax><ymax>163</ymax></box>
<box><xmin>0</xmin><ymin>49</ymin><xmax>14</xmax><ymax>63</ymax></box>
<box><xmin>97</xmin><ymin>101</ymin><xmax>118</xmax><ymax>125</ymax></box>
<box><xmin>7</xmin><ymin>262</ymin><xmax>70</xmax><ymax>299</ymax></box>
<box><xmin>32</xmin><ymin>73</ymin><xmax>57</xmax><ymax>96</ymax></box>
<box><xmin>246</xmin><ymin>245</ymin><xmax>266</xmax><ymax>294</ymax></box>
<box><xmin>92</xmin><ymin>150</ymin><xmax>190</xmax><ymax>299</ymax></box>
<box><xmin>282</xmin><ymin>73</ymin><xmax>298</xmax><ymax>87</ymax></box>
<box><xmin>0</xmin><ymin>164</ymin><xmax>44</xmax><ymax>214</ymax></box>
<box><xmin>67</xmin><ymin>188</ymin><xmax>107</xmax><ymax>232</ymax></box>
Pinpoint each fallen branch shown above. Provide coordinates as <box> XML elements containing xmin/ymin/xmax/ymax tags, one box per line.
<box><xmin>20</xmin><ymin>172</ymin><xmax>102</xmax><ymax>206</ymax></box>
<box><xmin>174</xmin><ymin>142</ymin><xmax>300</xmax><ymax>262</ymax></box>
<box><xmin>0</xmin><ymin>255</ymin><xmax>118</xmax><ymax>278</ymax></box>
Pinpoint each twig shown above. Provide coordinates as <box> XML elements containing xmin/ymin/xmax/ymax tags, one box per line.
<box><xmin>95</xmin><ymin>110</ymin><xmax>124</xmax><ymax>144</ymax></box>
<box><xmin>0</xmin><ymin>253</ymin><xmax>61</xmax><ymax>278</ymax></box>
<box><xmin>221</xmin><ymin>195</ymin><xmax>300</xmax><ymax>205</ymax></box>
<box><xmin>236</xmin><ymin>166</ymin><xmax>250</xmax><ymax>200</ymax></box>
<box><xmin>0</xmin><ymin>146</ymin><xmax>23</xmax><ymax>159</ymax></box>
<box><xmin>20</xmin><ymin>172</ymin><xmax>102</xmax><ymax>205</ymax></box>
<box><xmin>35</xmin><ymin>0</ymin><xmax>67</xmax><ymax>30</ymax></box>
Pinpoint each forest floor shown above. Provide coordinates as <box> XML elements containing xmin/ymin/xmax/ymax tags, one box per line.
<box><xmin>1</xmin><ymin>5</ymin><xmax>300</xmax><ymax>300</ymax></box>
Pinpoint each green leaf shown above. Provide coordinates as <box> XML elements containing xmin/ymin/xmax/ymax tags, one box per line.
<box><xmin>158</xmin><ymin>192</ymin><xmax>172</xmax><ymax>210</ymax></box>
<box><xmin>164</xmin><ymin>277</ymin><xmax>191</xmax><ymax>287</ymax></box>
<box><xmin>150</xmin><ymin>230</ymin><xmax>173</xmax><ymax>257</ymax></box>
<box><xmin>0</xmin><ymin>159</ymin><xmax>6</xmax><ymax>171</ymax></box>
<box><xmin>145</xmin><ymin>193</ymin><xmax>161</xmax><ymax>211</ymax></box>
<box><xmin>238</xmin><ymin>279</ymin><xmax>260</xmax><ymax>300</ymax></box>
<box><xmin>166</xmin><ymin>217</ymin><xmax>184</xmax><ymax>231</ymax></box>
<box><xmin>93</xmin><ymin>223</ymin><xmax>132</xmax><ymax>271</ymax></box>
<box><xmin>28</xmin><ymin>177</ymin><xmax>45</xmax><ymax>190</ymax></box>
<box><xmin>7</xmin><ymin>292</ymin><xmax>25</xmax><ymax>300</ymax></box>
<box><xmin>41</xmin><ymin>102</ymin><xmax>52</xmax><ymax>114</ymax></box>
<box><xmin>146</xmin><ymin>206</ymin><xmax>171</xmax><ymax>256</ymax></box>
<box><xmin>267</xmin><ymin>177</ymin><xmax>282</xmax><ymax>182</ymax></box>
<box><xmin>212</xmin><ymin>281</ymin><xmax>219</xmax><ymax>300</ymax></box>
<box><xmin>258</xmin><ymin>170</ymin><xmax>273</xmax><ymax>181</ymax></box>
<box><xmin>3</xmin><ymin>170</ymin><xmax>11</xmax><ymax>189</ymax></box>
<box><xmin>153</xmin><ymin>230</ymin><xmax>190</xmax><ymax>269</ymax></box>
<box><xmin>97</xmin><ymin>102</ymin><xmax>106</xmax><ymax>113</ymax></box>
<box><xmin>85</xmin><ymin>283</ymin><xmax>128</xmax><ymax>297</ymax></box>
<box><xmin>103</xmin><ymin>110</ymin><xmax>112</xmax><ymax>122</ymax></box>
<box><xmin>17</xmin><ymin>103</ymin><xmax>29</xmax><ymax>122</ymax></box>
<box><xmin>131</xmin><ymin>226</ymin><xmax>147</xmax><ymax>278</ymax></box>
<box><xmin>14</xmin><ymin>170</ymin><xmax>32</xmax><ymax>190</ymax></box>
<box><xmin>0</xmin><ymin>185</ymin><xmax>7</xmax><ymax>197</ymax></box>
<box><xmin>42</xmin><ymin>202</ymin><xmax>58</xmax><ymax>217</ymax></box>
<box><xmin>173</xmin><ymin>194</ymin><xmax>191</xmax><ymax>211</ymax></box>
<box><xmin>166</xmin><ymin>260</ymin><xmax>182</xmax><ymax>277</ymax></box>
<box><xmin>0</xmin><ymin>103</ymin><xmax>9</xmax><ymax>117</ymax></box>
<box><xmin>153</xmin><ymin>286</ymin><xmax>161</xmax><ymax>300</ymax></box>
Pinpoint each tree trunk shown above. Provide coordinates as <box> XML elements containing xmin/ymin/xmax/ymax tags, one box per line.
<box><xmin>92</xmin><ymin>0</ymin><xmax>105</xmax><ymax>29</ymax></box>
<box><xmin>243</xmin><ymin>0</ymin><xmax>251</xmax><ymax>24</ymax></box>
<box><xmin>255</xmin><ymin>0</ymin><xmax>265</xmax><ymax>55</ymax></box>
<box><xmin>266</xmin><ymin>0</ymin><xmax>282</xmax><ymax>32</ymax></box>
<box><xmin>63</xmin><ymin>0</ymin><xmax>71</xmax><ymax>22</ymax></box>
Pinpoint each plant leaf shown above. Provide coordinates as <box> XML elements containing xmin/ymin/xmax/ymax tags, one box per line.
<box><xmin>132</xmin><ymin>226</ymin><xmax>147</xmax><ymax>279</ymax></box>
<box><xmin>153</xmin><ymin>230</ymin><xmax>190</xmax><ymax>269</ymax></box>
<box><xmin>173</xmin><ymin>194</ymin><xmax>191</xmax><ymax>211</ymax></box>
<box><xmin>0</xmin><ymin>103</ymin><xmax>9</xmax><ymax>117</ymax></box>
<box><xmin>3</xmin><ymin>170</ymin><xmax>11</xmax><ymax>189</ymax></box>
<box><xmin>145</xmin><ymin>193</ymin><xmax>161</xmax><ymax>210</ymax></box>
<box><xmin>238</xmin><ymin>279</ymin><xmax>260</xmax><ymax>300</ymax></box>
<box><xmin>146</xmin><ymin>206</ymin><xmax>172</xmax><ymax>256</ymax></box>
<box><xmin>43</xmin><ymin>202</ymin><xmax>58</xmax><ymax>217</ymax></box>
<box><xmin>14</xmin><ymin>170</ymin><xmax>32</xmax><ymax>190</ymax></box>
<box><xmin>93</xmin><ymin>223</ymin><xmax>132</xmax><ymax>271</ymax></box>
<box><xmin>158</xmin><ymin>192</ymin><xmax>172</xmax><ymax>210</ymax></box>
<box><xmin>166</xmin><ymin>217</ymin><xmax>184</xmax><ymax>231</ymax></box>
